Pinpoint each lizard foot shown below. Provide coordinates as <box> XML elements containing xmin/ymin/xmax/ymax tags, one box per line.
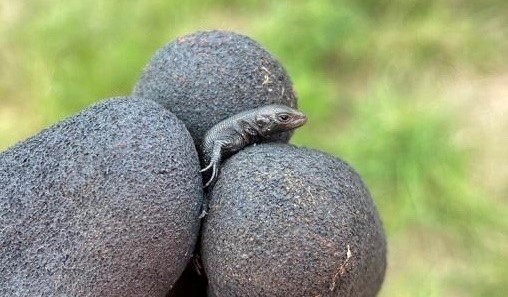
<box><xmin>200</xmin><ymin>162</ymin><xmax>213</xmax><ymax>173</ymax></box>
<box><xmin>203</xmin><ymin>163</ymin><xmax>219</xmax><ymax>188</ymax></box>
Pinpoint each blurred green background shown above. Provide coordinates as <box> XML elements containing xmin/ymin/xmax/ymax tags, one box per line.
<box><xmin>1</xmin><ymin>0</ymin><xmax>507</xmax><ymax>296</ymax></box>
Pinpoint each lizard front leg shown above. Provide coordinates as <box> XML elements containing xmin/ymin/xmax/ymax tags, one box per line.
<box><xmin>201</xmin><ymin>140</ymin><xmax>225</xmax><ymax>188</ymax></box>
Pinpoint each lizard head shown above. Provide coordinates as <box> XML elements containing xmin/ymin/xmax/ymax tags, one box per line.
<box><xmin>255</xmin><ymin>104</ymin><xmax>307</xmax><ymax>136</ymax></box>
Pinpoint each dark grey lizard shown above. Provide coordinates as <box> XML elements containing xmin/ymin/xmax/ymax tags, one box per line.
<box><xmin>200</xmin><ymin>104</ymin><xmax>307</xmax><ymax>187</ymax></box>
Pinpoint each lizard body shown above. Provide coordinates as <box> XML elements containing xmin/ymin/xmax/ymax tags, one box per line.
<box><xmin>200</xmin><ymin>104</ymin><xmax>307</xmax><ymax>187</ymax></box>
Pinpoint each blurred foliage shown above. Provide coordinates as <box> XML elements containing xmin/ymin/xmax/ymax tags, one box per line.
<box><xmin>1</xmin><ymin>0</ymin><xmax>507</xmax><ymax>296</ymax></box>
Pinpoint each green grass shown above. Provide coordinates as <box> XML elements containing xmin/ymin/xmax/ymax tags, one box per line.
<box><xmin>1</xmin><ymin>0</ymin><xmax>507</xmax><ymax>296</ymax></box>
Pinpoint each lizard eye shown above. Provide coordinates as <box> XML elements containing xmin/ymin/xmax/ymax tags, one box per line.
<box><xmin>277</xmin><ymin>113</ymin><xmax>291</xmax><ymax>122</ymax></box>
